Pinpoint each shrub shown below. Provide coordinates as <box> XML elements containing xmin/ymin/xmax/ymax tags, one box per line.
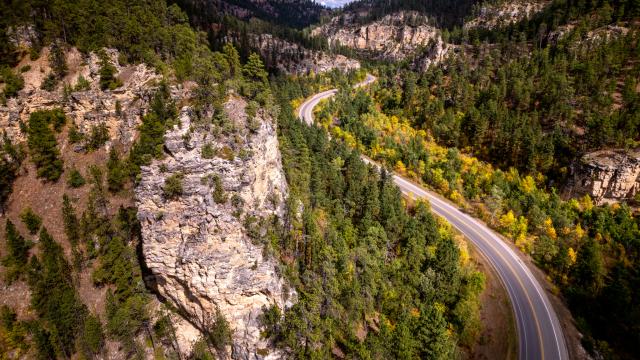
<box><xmin>0</xmin><ymin>67</ymin><xmax>24</xmax><ymax>98</ymax></box>
<box><xmin>212</xmin><ymin>175</ymin><xmax>226</xmax><ymax>204</ymax></box>
<box><xmin>163</xmin><ymin>172</ymin><xmax>184</xmax><ymax>200</ymax></box>
<box><xmin>67</xmin><ymin>168</ymin><xmax>86</xmax><ymax>188</ymax></box>
<box><xmin>207</xmin><ymin>307</ymin><xmax>232</xmax><ymax>351</ymax></box>
<box><xmin>81</xmin><ymin>314</ymin><xmax>104</xmax><ymax>356</ymax></box>
<box><xmin>98</xmin><ymin>52</ymin><xmax>122</xmax><ymax>90</ymax></box>
<box><xmin>201</xmin><ymin>142</ymin><xmax>215</xmax><ymax>159</ymax></box>
<box><xmin>86</xmin><ymin>123</ymin><xmax>109</xmax><ymax>151</ymax></box>
<box><xmin>74</xmin><ymin>74</ymin><xmax>91</xmax><ymax>91</ymax></box>
<box><xmin>218</xmin><ymin>146</ymin><xmax>234</xmax><ymax>161</ymax></box>
<box><xmin>40</xmin><ymin>73</ymin><xmax>58</xmax><ymax>91</ymax></box>
<box><xmin>1</xmin><ymin>220</ymin><xmax>32</xmax><ymax>283</ymax></box>
<box><xmin>49</xmin><ymin>42</ymin><xmax>68</xmax><ymax>78</ymax></box>
<box><xmin>106</xmin><ymin>148</ymin><xmax>127</xmax><ymax>192</ymax></box>
<box><xmin>68</xmin><ymin>122</ymin><xmax>84</xmax><ymax>143</ymax></box>
<box><xmin>20</xmin><ymin>207</ymin><xmax>42</xmax><ymax>235</ymax></box>
<box><xmin>26</xmin><ymin>110</ymin><xmax>65</xmax><ymax>181</ymax></box>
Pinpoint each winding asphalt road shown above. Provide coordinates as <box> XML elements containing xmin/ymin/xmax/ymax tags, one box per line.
<box><xmin>297</xmin><ymin>74</ymin><xmax>569</xmax><ymax>360</ymax></box>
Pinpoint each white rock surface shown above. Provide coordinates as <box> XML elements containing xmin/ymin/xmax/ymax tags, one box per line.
<box><xmin>313</xmin><ymin>11</ymin><xmax>451</xmax><ymax>64</ymax></box>
<box><xmin>251</xmin><ymin>33</ymin><xmax>360</xmax><ymax>75</ymax></box>
<box><xmin>564</xmin><ymin>149</ymin><xmax>640</xmax><ymax>205</ymax></box>
<box><xmin>464</xmin><ymin>0</ymin><xmax>549</xmax><ymax>30</ymax></box>
<box><xmin>0</xmin><ymin>47</ymin><xmax>162</xmax><ymax>149</ymax></box>
<box><xmin>135</xmin><ymin>98</ymin><xmax>294</xmax><ymax>359</ymax></box>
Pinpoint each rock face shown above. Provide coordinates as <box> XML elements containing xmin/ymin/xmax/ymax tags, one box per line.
<box><xmin>135</xmin><ymin>97</ymin><xmax>294</xmax><ymax>359</ymax></box>
<box><xmin>564</xmin><ymin>149</ymin><xmax>640</xmax><ymax>205</ymax></box>
<box><xmin>313</xmin><ymin>11</ymin><xmax>451</xmax><ymax>63</ymax></box>
<box><xmin>464</xmin><ymin>0</ymin><xmax>549</xmax><ymax>30</ymax></box>
<box><xmin>250</xmin><ymin>33</ymin><xmax>360</xmax><ymax>75</ymax></box>
<box><xmin>0</xmin><ymin>47</ymin><xmax>161</xmax><ymax>149</ymax></box>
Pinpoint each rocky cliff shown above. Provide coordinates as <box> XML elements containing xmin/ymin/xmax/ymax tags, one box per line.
<box><xmin>564</xmin><ymin>149</ymin><xmax>640</xmax><ymax>205</ymax></box>
<box><xmin>250</xmin><ymin>33</ymin><xmax>360</xmax><ymax>75</ymax></box>
<box><xmin>0</xmin><ymin>47</ymin><xmax>161</xmax><ymax>149</ymax></box>
<box><xmin>135</xmin><ymin>97</ymin><xmax>294</xmax><ymax>359</ymax></box>
<box><xmin>464</xmin><ymin>0</ymin><xmax>549</xmax><ymax>30</ymax></box>
<box><xmin>312</xmin><ymin>11</ymin><xmax>452</xmax><ymax>64</ymax></box>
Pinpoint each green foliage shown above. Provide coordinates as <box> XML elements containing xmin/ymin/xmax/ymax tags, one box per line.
<box><xmin>27</xmin><ymin>227</ymin><xmax>87</xmax><ymax>358</ymax></box>
<box><xmin>261</xmin><ymin>83</ymin><xmax>483</xmax><ymax>357</ymax></box>
<box><xmin>79</xmin><ymin>314</ymin><xmax>104</xmax><ymax>357</ymax></box>
<box><xmin>74</xmin><ymin>74</ymin><xmax>91</xmax><ymax>91</ymax></box>
<box><xmin>206</xmin><ymin>307</ymin><xmax>232</xmax><ymax>351</ymax></box>
<box><xmin>1</xmin><ymin>220</ymin><xmax>32</xmax><ymax>283</ymax></box>
<box><xmin>68</xmin><ymin>122</ymin><xmax>84</xmax><ymax>144</ymax></box>
<box><xmin>210</xmin><ymin>174</ymin><xmax>227</xmax><ymax>204</ymax></box>
<box><xmin>40</xmin><ymin>74</ymin><xmax>58</xmax><ymax>91</ymax></box>
<box><xmin>67</xmin><ymin>168</ymin><xmax>86</xmax><ymax>188</ymax></box>
<box><xmin>86</xmin><ymin>123</ymin><xmax>109</xmax><ymax>151</ymax></box>
<box><xmin>201</xmin><ymin>142</ymin><xmax>215</xmax><ymax>159</ymax></box>
<box><xmin>128</xmin><ymin>83</ymin><xmax>177</xmax><ymax>174</ymax></box>
<box><xmin>0</xmin><ymin>134</ymin><xmax>22</xmax><ymax>211</ymax></box>
<box><xmin>105</xmin><ymin>292</ymin><xmax>149</xmax><ymax>350</ymax></box>
<box><xmin>0</xmin><ymin>305</ymin><xmax>28</xmax><ymax>355</ymax></box>
<box><xmin>26</xmin><ymin>110</ymin><xmax>65</xmax><ymax>181</ymax></box>
<box><xmin>243</xmin><ymin>53</ymin><xmax>268</xmax><ymax>83</ymax></box>
<box><xmin>48</xmin><ymin>42</ymin><xmax>67</xmax><ymax>79</ymax></box>
<box><xmin>0</xmin><ymin>67</ymin><xmax>24</xmax><ymax>98</ymax></box>
<box><xmin>191</xmin><ymin>338</ymin><xmax>215</xmax><ymax>360</ymax></box>
<box><xmin>106</xmin><ymin>148</ymin><xmax>127</xmax><ymax>192</ymax></box>
<box><xmin>98</xmin><ymin>51</ymin><xmax>122</xmax><ymax>90</ymax></box>
<box><xmin>31</xmin><ymin>323</ymin><xmax>56</xmax><ymax>360</ymax></box>
<box><xmin>163</xmin><ymin>172</ymin><xmax>184</xmax><ymax>200</ymax></box>
<box><xmin>62</xmin><ymin>194</ymin><xmax>80</xmax><ymax>248</ymax></box>
<box><xmin>20</xmin><ymin>207</ymin><xmax>42</xmax><ymax>235</ymax></box>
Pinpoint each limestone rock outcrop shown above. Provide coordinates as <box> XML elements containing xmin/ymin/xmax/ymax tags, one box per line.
<box><xmin>0</xmin><ymin>47</ymin><xmax>162</xmax><ymax>149</ymax></box>
<box><xmin>564</xmin><ymin>149</ymin><xmax>640</xmax><ymax>205</ymax></box>
<box><xmin>251</xmin><ymin>33</ymin><xmax>360</xmax><ymax>75</ymax></box>
<box><xmin>135</xmin><ymin>97</ymin><xmax>294</xmax><ymax>359</ymax></box>
<box><xmin>464</xmin><ymin>0</ymin><xmax>549</xmax><ymax>30</ymax></box>
<box><xmin>312</xmin><ymin>11</ymin><xmax>451</xmax><ymax>64</ymax></box>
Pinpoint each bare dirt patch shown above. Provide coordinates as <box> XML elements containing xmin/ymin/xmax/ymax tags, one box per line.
<box><xmin>0</xmin><ymin>128</ymin><xmax>133</xmax><ymax>319</ymax></box>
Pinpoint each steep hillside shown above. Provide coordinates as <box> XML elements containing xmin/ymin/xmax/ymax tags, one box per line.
<box><xmin>250</xmin><ymin>34</ymin><xmax>360</xmax><ymax>74</ymax></box>
<box><xmin>312</xmin><ymin>11</ymin><xmax>452</xmax><ymax>62</ymax></box>
<box><xmin>340</xmin><ymin>0</ymin><xmax>481</xmax><ymax>29</ymax></box>
<box><xmin>464</xmin><ymin>0</ymin><xmax>550</xmax><ymax>30</ymax></box>
<box><xmin>0</xmin><ymin>1</ymin><xmax>491</xmax><ymax>359</ymax></box>
<box><xmin>315</xmin><ymin>0</ymin><xmax>640</xmax><ymax>358</ymax></box>
<box><xmin>172</xmin><ymin>0</ymin><xmax>328</xmax><ymax>29</ymax></box>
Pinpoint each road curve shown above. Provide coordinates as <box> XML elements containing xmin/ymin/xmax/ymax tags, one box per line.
<box><xmin>296</xmin><ymin>74</ymin><xmax>569</xmax><ymax>360</ymax></box>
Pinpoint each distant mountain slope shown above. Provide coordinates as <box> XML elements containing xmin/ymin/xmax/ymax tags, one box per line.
<box><xmin>171</xmin><ymin>0</ymin><xmax>329</xmax><ymax>28</ymax></box>
<box><xmin>340</xmin><ymin>0</ymin><xmax>481</xmax><ymax>29</ymax></box>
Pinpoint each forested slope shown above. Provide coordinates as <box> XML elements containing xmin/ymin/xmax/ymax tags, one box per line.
<box><xmin>314</xmin><ymin>0</ymin><xmax>640</xmax><ymax>357</ymax></box>
<box><xmin>0</xmin><ymin>0</ymin><xmax>487</xmax><ymax>358</ymax></box>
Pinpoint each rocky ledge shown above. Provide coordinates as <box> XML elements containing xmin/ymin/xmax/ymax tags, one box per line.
<box><xmin>135</xmin><ymin>97</ymin><xmax>294</xmax><ymax>359</ymax></box>
<box><xmin>312</xmin><ymin>11</ymin><xmax>451</xmax><ymax>63</ymax></box>
<box><xmin>0</xmin><ymin>47</ymin><xmax>162</xmax><ymax>148</ymax></box>
<box><xmin>251</xmin><ymin>33</ymin><xmax>360</xmax><ymax>75</ymax></box>
<box><xmin>464</xmin><ymin>0</ymin><xmax>549</xmax><ymax>30</ymax></box>
<box><xmin>564</xmin><ymin>149</ymin><xmax>640</xmax><ymax>205</ymax></box>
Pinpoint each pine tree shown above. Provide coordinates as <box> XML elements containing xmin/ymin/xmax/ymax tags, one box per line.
<box><xmin>106</xmin><ymin>148</ymin><xmax>126</xmax><ymax>192</ymax></box>
<box><xmin>242</xmin><ymin>53</ymin><xmax>268</xmax><ymax>83</ymax></box>
<box><xmin>62</xmin><ymin>195</ymin><xmax>80</xmax><ymax>247</ymax></box>
<box><xmin>27</xmin><ymin>110</ymin><xmax>64</xmax><ymax>181</ymax></box>
<box><xmin>1</xmin><ymin>220</ymin><xmax>31</xmax><ymax>282</ymax></box>
<box><xmin>223</xmin><ymin>43</ymin><xmax>241</xmax><ymax>78</ymax></box>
